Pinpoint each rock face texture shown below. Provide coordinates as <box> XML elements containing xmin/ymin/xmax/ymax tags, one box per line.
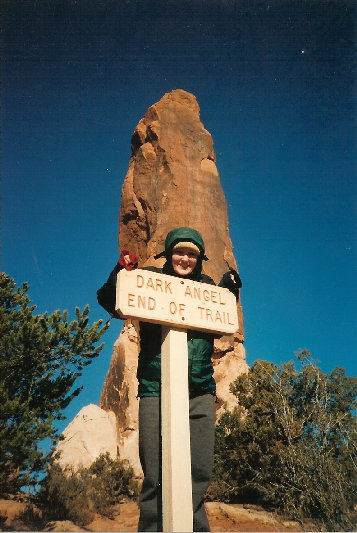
<box><xmin>98</xmin><ymin>89</ymin><xmax>248</xmax><ymax>474</ymax></box>
<box><xmin>56</xmin><ymin>404</ymin><xmax>118</xmax><ymax>471</ymax></box>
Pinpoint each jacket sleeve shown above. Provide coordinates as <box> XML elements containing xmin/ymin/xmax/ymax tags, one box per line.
<box><xmin>97</xmin><ymin>263</ymin><xmax>123</xmax><ymax>318</ymax></box>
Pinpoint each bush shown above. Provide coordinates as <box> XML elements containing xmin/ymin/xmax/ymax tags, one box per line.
<box><xmin>209</xmin><ymin>350</ymin><xmax>357</xmax><ymax>531</ymax></box>
<box><xmin>87</xmin><ymin>452</ymin><xmax>139</xmax><ymax>517</ymax></box>
<box><xmin>39</xmin><ymin>453</ymin><xmax>139</xmax><ymax>526</ymax></box>
<box><xmin>39</xmin><ymin>464</ymin><xmax>94</xmax><ymax>526</ymax></box>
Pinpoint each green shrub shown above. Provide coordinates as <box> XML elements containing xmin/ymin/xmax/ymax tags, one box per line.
<box><xmin>87</xmin><ymin>452</ymin><xmax>138</xmax><ymax>518</ymax></box>
<box><xmin>39</xmin><ymin>453</ymin><xmax>138</xmax><ymax>526</ymax></box>
<box><xmin>39</xmin><ymin>463</ymin><xmax>94</xmax><ymax>526</ymax></box>
<box><xmin>209</xmin><ymin>350</ymin><xmax>357</xmax><ymax>531</ymax></box>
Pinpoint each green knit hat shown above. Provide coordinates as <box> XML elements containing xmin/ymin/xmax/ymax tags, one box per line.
<box><xmin>155</xmin><ymin>227</ymin><xmax>208</xmax><ymax>260</ymax></box>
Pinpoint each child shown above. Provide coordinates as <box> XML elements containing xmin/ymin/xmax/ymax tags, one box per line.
<box><xmin>97</xmin><ymin>227</ymin><xmax>241</xmax><ymax>531</ymax></box>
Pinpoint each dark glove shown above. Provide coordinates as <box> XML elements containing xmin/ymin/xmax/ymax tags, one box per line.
<box><xmin>118</xmin><ymin>250</ymin><xmax>138</xmax><ymax>271</ymax></box>
<box><xmin>220</xmin><ymin>269</ymin><xmax>242</xmax><ymax>298</ymax></box>
<box><xmin>229</xmin><ymin>268</ymin><xmax>242</xmax><ymax>289</ymax></box>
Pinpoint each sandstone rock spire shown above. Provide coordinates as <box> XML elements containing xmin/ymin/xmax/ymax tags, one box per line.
<box><xmin>119</xmin><ymin>89</ymin><xmax>239</xmax><ymax>285</ymax></box>
<box><xmin>56</xmin><ymin>90</ymin><xmax>247</xmax><ymax>475</ymax></box>
<box><xmin>99</xmin><ymin>89</ymin><xmax>248</xmax><ymax>475</ymax></box>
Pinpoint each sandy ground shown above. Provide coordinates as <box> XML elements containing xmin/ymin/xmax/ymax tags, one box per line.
<box><xmin>0</xmin><ymin>499</ymin><xmax>303</xmax><ymax>532</ymax></box>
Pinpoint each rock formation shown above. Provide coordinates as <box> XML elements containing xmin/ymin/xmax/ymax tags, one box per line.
<box><xmin>99</xmin><ymin>89</ymin><xmax>248</xmax><ymax>475</ymax></box>
<box><xmin>56</xmin><ymin>404</ymin><xmax>118</xmax><ymax>471</ymax></box>
<box><xmin>57</xmin><ymin>90</ymin><xmax>248</xmax><ymax>476</ymax></box>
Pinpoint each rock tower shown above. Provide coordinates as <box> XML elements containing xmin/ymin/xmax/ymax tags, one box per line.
<box><xmin>57</xmin><ymin>90</ymin><xmax>248</xmax><ymax>475</ymax></box>
<box><xmin>99</xmin><ymin>90</ymin><xmax>247</xmax><ymax>474</ymax></box>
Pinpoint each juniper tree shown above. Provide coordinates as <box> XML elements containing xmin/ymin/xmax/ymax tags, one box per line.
<box><xmin>0</xmin><ymin>273</ymin><xmax>108</xmax><ymax>496</ymax></box>
<box><xmin>211</xmin><ymin>350</ymin><xmax>357</xmax><ymax>531</ymax></box>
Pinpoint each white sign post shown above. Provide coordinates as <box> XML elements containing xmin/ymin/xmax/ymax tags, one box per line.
<box><xmin>161</xmin><ymin>325</ymin><xmax>193</xmax><ymax>532</ymax></box>
<box><xmin>116</xmin><ymin>269</ymin><xmax>238</xmax><ymax>532</ymax></box>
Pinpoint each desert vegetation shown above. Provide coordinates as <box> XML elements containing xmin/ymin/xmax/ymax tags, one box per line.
<box><xmin>1</xmin><ymin>274</ymin><xmax>356</xmax><ymax>531</ymax></box>
<box><xmin>39</xmin><ymin>452</ymin><xmax>139</xmax><ymax>526</ymax></box>
<box><xmin>0</xmin><ymin>273</ymin><xmax>108</xmax><ymax>495</ymax></box>
<box><xmin>208</xmin><ymin>350</ymin><xmax>357</xmax><ymax>531</ymax></box>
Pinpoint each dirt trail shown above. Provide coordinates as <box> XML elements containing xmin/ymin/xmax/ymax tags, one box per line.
<box><xmin>1</xmin><ymin>499</ymin><xmax>302</xmax><ymax>532</ymax></box>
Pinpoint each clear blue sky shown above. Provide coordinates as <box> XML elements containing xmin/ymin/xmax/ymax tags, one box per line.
<box><xmin>2</xmin><ymin>0</ymin><xmax>356</xmax><ymax>430</ymax></box>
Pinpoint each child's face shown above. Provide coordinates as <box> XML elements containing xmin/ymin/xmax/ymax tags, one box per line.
<box><xmin>171</xmin><ymin>247</ymin><xmax>198</xmax><ymax>276</ymax></box>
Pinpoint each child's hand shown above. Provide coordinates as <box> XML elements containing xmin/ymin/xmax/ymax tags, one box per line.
<box><xmin>118</xmin><ymin>250</ymin><xmax>138</xmax><ymax>270</ymax></box>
